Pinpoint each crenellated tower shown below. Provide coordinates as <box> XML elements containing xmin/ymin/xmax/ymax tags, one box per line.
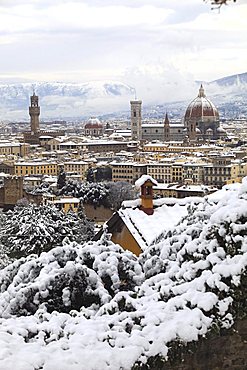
<box><xmin>29</xmin><ymin>93</ymin><xmax>40</xmax><ymax>134</ymax></box>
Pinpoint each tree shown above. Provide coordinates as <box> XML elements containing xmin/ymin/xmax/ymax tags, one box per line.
<box><xmin>107</xmin><ymin>181</ymin><xmax>137</xmax><ymax>210</ymax></box>
<box><xmin>0</xmin><ymin>203</ymin><xmax>94</xmax><ymax>259</ymax></box>
<box><xmin>57</xmin><ymin>168</ymin><xmax>67</xmax><ymax>189</ymax></box>
<box><xmin>28</xmin><ymin>181</ymin><xmax>53</xmax><ymax>196</ymax></box>
<box><xmin>94</xmin><ymin>166</ymin><xmax>112</xmax><ymax>182</ymax></box>
<box><xmin>86</xmin><ymin>167</ymin><xmax>95</xmax><ymax>182</ymax></box>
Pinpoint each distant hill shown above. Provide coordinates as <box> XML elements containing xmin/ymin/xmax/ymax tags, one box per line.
<box><xmin>211</xmin><ymin>72</ymin><xmax>247</xmax><ymax>87</ymax></box>
<box><xmin>0</xmin><ymin>73</ymin><xmax>246</xmax><ymax>120</ymax></box>
<box><xmin>0</xmin><ymin>81</ymin><xmax>135</xmax><ymax>120</ymax></box>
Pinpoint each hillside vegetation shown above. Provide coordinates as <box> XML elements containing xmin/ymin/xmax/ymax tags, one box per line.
<box><xmin>0</xmin><ymin>181</ymin><xmax>246</xmax><ymax>369</ymax></box>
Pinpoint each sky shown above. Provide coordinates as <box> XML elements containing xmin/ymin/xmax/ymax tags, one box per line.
<box><xmin>0</xmin><ymin>0</ymin><xmax>247</xmax><ymax>112</ymax></box>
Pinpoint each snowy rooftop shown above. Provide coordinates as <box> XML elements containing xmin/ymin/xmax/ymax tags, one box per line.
<box><xmin>119</xmin><ymin>201</ymin><xmax>188</xmax><ymax>250</ymax></box>
<box><xmin>153</xmin><ymin>183</ymin><xmax>218</xmax><ymax>193</ymax></box>
<box><xmin>15</xmin><ymin>162</ymin><xmax>58</xmax><ymax>166</ymax></box>
<box><xmin>53</xmin><ymin>197</ymin><xmax>80</xmax><ymax>204</ymax></box>
<box><xmin>135</xmin><ymin>174</ymin><xmax>158</xmax><ymax>189</ymax></box>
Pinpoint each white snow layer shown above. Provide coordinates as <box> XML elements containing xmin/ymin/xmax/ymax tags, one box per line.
<box><xmin>135</xmin><ymin>175</ymin><xmax>158</xmax><ymax>189</ymax></box>
<box><xmin>0</xmin><ymin>181</ymin><xmax>247</xmax><ymax>369</ymax></box>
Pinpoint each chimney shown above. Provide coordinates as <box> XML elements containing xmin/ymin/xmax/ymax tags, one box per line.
<box><xmin>135</xmin><ymin>175</ymin><xmax>157</xmax><ymax>215</ymax></box>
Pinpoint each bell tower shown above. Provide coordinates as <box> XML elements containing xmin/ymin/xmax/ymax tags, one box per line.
<box><xmin>130</xmin><ymin>100</ymin><xmax>142</xmax><ymax>141</ymax></box>
<box><xmin>164</xmin><ymin>112</ymin><xmax>170</xmax><ymax>142</ymax></box>
<box><xmin>29</xmin><ymin>93</ymin><xmax>40</xmax><ymax>134</ymax></box>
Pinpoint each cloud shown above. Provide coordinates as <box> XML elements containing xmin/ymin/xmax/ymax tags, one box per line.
<box><xmin>0</xmin><ymin>2</ymin><xmax>172</xmax><ymax>34</ymax></box>
<box><xmin>121</xmin><ymin>64</ymin><xmax>197</xmax><ymax>105</ymax></box>
<box><xmin>0</xmin><ymin>0</ymin><xmax>246</xmax><ymax>99</ymax></box>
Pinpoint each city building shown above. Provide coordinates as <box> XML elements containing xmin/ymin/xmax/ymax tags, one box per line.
<box><xmin>14</xmin><ymin>161</ymin><xmax>59</xmax><ymax>176</ymax></box>
<box><xmin>184</xmin><ymin>84</ymin><xmax>226</xmax><ymax>141</ymax></box>
<box><xmin>63</xmin><ymin>161</ymin><xmax>89</xmax><ymax>180</ymax></box>
<box><xmin>84</xmin><ymin>118</ymin><xmax>104</xmax><ymax>137</ymax></box>
<box><xmin>0</xmin><ymin>141</ymin><xmax>29</xmax><ymax>157</ymax></box>
<box><xmin>111</xmin><ymin>161</ymin><xmax>147</xmax><ymax>184</ymax></box>
<box><xmin>130</xmin><ymin>100</ymin><xmax>142</xmax><ymax>141</ymax></box>
<box><xmin>153</xmin><ymin>183</ymin><xmax>217</xmax><ymax>198</ymax></box>
<box><xmin>204</xmin><ymin>156</ymin><xmax>232</xmax><ymax>187</ymax></box>
<box><xmin>131</xmin><ymin>85</ymin><xmax>227</xmax><ymax>143</ymax></box>
<box><xmin>51</xmin><ymin>197</ymin><xmax>80</xmax><ymax>213</ymax></box>
<box><xmin>23</xmin><ymin>93</ymin><xmax>65</xmax><ymax>145</ymax></box>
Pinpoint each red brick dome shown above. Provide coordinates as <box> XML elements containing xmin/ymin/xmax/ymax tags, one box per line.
<box><xmin>184</xmin><ymin>85</ymin><xmax>219</xmax><ymax>121</ymax></box>
<box><xmin>85</xmin><ymin>118</ymin><xmax>103</xmax><ymax>129</ymax></box>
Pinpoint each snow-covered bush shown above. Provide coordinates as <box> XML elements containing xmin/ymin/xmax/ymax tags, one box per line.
<box><xmin>0</xmin><ymin>182</ymin><xmax>247</xmax><ymax>369</ymax></box>
<box><xmin>28</xmin><ymin>181</ymin><xmax>53</xmax><ymax>195</ymax></box>
<box><xmin>0</xmin><ymin>239</ymin><xmax>143</xmax><ymax>317</ymax></box>
<box><xmin>0</xmin><ymin>203</ymin><xmax>94</xmax><ymax>259</ymax></box>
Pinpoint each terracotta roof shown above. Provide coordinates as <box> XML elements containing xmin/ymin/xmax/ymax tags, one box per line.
<box><xmin>184</xmin><ymin>85</ymin><xmax>219</xmax><ymax>121</ymax></box>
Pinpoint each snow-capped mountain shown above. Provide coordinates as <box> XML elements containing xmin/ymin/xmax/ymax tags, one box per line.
<box><xmin>143</xmin><ymin>72</ymin><xmax>247</xmax><ymax>120</ymax></box>
<box><xmin>0</xmin><ymin>81</ymin><xmax>135</xmax><ymax>120</ymax></box>
<box><xmin>0</xmin><ymin>73</ymin><xmax>247</xmax><ymax>121</ymax></box>
<box><xmin>211</xmin><ymin>72</ymin><xmax>247</xmax><ymax>87</ymax></box>
<box><xmin>201</xmin><ymin>72</ymin><xmax>247</xmax><ymax>119</ymax></box>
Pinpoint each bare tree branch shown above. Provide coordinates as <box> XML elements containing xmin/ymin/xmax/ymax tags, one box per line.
<box><xmin>204</xmin><ymin>0</ymin><xmax>237</xmax><ymax>10</ymax></box>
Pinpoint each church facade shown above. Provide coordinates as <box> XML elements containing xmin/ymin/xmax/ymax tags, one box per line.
<box><xmin>131</xmin><ymin>85</ymin><xmax>226</xmax><ymax>143</ymax></box>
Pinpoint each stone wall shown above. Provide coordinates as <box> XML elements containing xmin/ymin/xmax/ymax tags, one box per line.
<box><xmin>84</xmin><ymin>203</ymin><xmax>114</xmax><ymax>223</ymax></box>
<box><xmin>138</xmin><ymin>318</ymin><xmax>247</xmax><ymax>370</ymax></box>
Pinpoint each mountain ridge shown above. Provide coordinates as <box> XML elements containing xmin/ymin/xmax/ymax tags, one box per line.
<box><xmin>0</xmin><ymin>72</ymin><xmax>246</xmax><ymax>120</ymax></box>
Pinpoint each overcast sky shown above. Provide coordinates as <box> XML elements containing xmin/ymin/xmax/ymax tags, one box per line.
<box><xmin>0</xmin><ymin>0</ymin><xmax>246</xmax><ymax>88</ymax></box>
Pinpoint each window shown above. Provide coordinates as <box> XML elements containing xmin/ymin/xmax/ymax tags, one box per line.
<box><xmin>145</xmin><ymin>186</ymin><xmax>152</xmax><ymax>195</ymax></box>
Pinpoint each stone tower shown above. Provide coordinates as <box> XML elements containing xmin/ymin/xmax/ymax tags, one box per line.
<box><xmin>130</xmin><ymin>100</ymin><xmax>142</xmax><ymax>141</ymax></box>
<box><xmin>29</xmin><ymin>93</ymin><xmax>40</xmax><ymax>134</ymax></box>
<box><xmin>164</xmin><ymin>112</ymin><xmax>170</xmax><ymax>142</ymax></box>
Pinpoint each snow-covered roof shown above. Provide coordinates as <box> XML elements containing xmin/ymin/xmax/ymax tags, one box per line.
<box><xmin>0</xmin><ymin>143</ymin><xmax>21</xmax><ymax>147</ymax></box>
<box><xmin>135</xmin><ymin>175</ymin><xmax>158</xmax><ymax>189</ymax></box>
<box><xmin>15</xmin><ymin>161</ymin><xmax>57</xmax><ymax>166</ymax></box>
<box><xmin>53</xmin><ymin>197</ymin><xmax>80</xmax><ymax>204</ymax></box>
<box><xmin>118</xmin><ymin>201</ymin><xmax>188</xmax><ymax>250</ymax></box>
<box><xmin>153</xmin><ymin>183</ymin><xmax>217</xmax><ymax>193</ymax></box>
<box><xmin>60</xmin><ymin>141</ymin><xmax>77</xmax><ymax>146</ymax></box>
<box><xmin>64</xmin><ymin>161</ymin><xmax>88</xmax><ymax>165</ymax></box>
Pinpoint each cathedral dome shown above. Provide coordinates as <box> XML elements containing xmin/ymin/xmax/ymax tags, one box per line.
<box><xmin>184</xmin><ymin>85</ymin><xmax>219</xmax><ymax>121</ymax></box>
<box><xmin>85</xmin><ymin>118</ymin><xmax>103</xmax><ymax>129</ymax></box>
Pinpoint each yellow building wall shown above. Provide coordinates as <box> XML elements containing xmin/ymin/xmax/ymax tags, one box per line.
<box><xmin>15</xmin><ymin>163</ymin><xmax>58</xmax><ymax>176</ymax></box>
<box><xmin>226</xmin><ymin>177</ymin><xmax>242</xmax><ymax>185</ymax></box>
<box><xmin>111</xmin><ymin>225</ymin><xmax>142</xmax><ymax>256</ymax></box>
<box><xmin>61</xmin><ymin>202</ymin><xmax>79</xmax><ymax>213</ymax></box>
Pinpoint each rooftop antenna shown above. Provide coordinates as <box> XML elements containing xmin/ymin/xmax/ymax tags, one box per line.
<box><xmin>31</xmin><ymin>83</ymin><xmax>36</xmax><ymax>95</ymax></box>
<box><xmin>133</xmin><ymin>87</ymin><xmax>137</xmax><ymax>100</ymax></box>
